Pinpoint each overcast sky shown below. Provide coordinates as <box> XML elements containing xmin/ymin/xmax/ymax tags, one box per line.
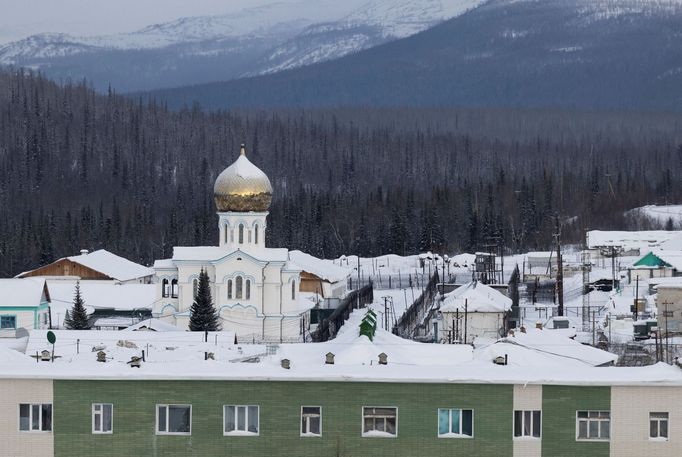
<box><xmin>0</xmin><ymin>0</ymin><xmax>283</xmax><ymax>44</ymax></box>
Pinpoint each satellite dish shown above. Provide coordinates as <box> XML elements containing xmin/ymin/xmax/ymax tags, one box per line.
<box><xmin>47</xmin><ymin>331</ymin><xmax>56</xmax><ymax>344</ymax></box>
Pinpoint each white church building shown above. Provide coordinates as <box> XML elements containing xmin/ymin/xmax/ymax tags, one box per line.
<box><xmin>152</xmin><ymin>145</ymin><xmax>311</xmax><ymax>341</ymax></box>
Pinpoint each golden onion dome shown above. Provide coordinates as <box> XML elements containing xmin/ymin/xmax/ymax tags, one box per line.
<box><xmin>214</xmin><ymin>144</ymin><xmax>273</xmax><ymax>212</ymax></box>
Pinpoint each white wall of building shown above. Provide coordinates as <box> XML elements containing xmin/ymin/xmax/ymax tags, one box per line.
<box><xmin>513</xmin><ymin>384</ymin><xmax>542</xmax><ymax>457</ymax></box>
<box><xmin>0</xmin><ymin>379</ymin><xmax>53</xmax><ymax>457</ymax></box>
<box><xmin>611</xmin><ymin>386</ymin><xmax>682</xmax><ymax>457</ymax></box>
<box><xmin>440</xmin><ymin>311</ymin><xmax>505</xmax><ymax>342</ymax></box>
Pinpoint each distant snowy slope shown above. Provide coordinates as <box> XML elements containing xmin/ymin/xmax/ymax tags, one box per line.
<box><xmin>0</xmin><ymin>0</ymin><xmax>486</xmax><ymax>91</ymax></box>
<box><xmin>257</xmin><ymin>0</ymin><xmax>485</xmax><ymax>74</ymax></box>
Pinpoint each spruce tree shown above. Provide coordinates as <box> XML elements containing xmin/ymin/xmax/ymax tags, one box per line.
<box><xmin>189</xmin><ymin>269</ymin><xmax>221</xmax><ymax>332</ymax></box>
<box><xmin>67</xmin><ymin>281</ymin><xmax>91</xmax><ymax>330</ymax></box>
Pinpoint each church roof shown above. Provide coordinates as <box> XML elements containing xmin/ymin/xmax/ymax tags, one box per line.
<box><xmin>171</xmin><ymin>246</ymin><xmax>290</xmax><ymax>263</ymax></box>
<box><xmin>214</xmin><ymin>145</ymin><xmax>273</xmax><ymax>212</ymax></box>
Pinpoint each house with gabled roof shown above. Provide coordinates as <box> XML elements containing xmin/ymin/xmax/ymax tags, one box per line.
<box><xmin>16</xmin><ymin>249</ymin><xmax>153</xmax><ymax>284</ymax></box>
<box><xmin>0</xmin><ymin>278</ymin><xmax>51</xmax><ymax>337</ymax></box>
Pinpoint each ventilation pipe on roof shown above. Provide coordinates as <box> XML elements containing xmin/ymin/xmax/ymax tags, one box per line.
<box><xmin>281</xmin><ymin>358</ymin><xmax>290</xmax><ymax>369</ymax></box>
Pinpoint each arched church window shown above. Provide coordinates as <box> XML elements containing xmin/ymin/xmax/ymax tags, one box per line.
<box><xmin>230</xmin><ymin>229</ymin><xmax>234</xmax><ymax>243</ymax></box>
<box><xmin>227</xmin><ymin>280</ymin><xmax>233</xmax><ymax>299</ymax></box>
<box><xmin>224</xmin><ymin>225</ymin><xmax>229</xmax><ymax>244</ymax></box>
<box><xmin>193</xmin><ymin>279</ymin><xmax>199</xmax><ymax>299</ymax></box>
<box><xmin>245</xmin><ymin>279</ymin><xmax>251</xmax><ymax>300</ymax></box>
<box><xmin>248</xmin><ymin>230</ymin><xmax>252</xmax><ymax>243</ymax></box>
<box><xmin>292</xmin><ymin>280</ymin><xmax>296</xmax><ymax>300</ymax></box>
<box><xmin>171</xmin><ymin>279</ymin><xmax>178</xmax><ymax>298</ymax></box>
<box><xmin>236</xmin><ymin>276</ymin><xmax>243</xmax><ymax>299</ymax></box>
<box><xmin>162</xmin><ymin>279</ymin><xmax>169</xmax><ymax>298</ymax></box>
<box><xmin>238</xmin><ymin>224</ymin><xmax>244</xmax><ymax>244</ymax></box>
<box><xmin>254</xmin><ymin>224</ymin><xmax>259</xmax><ymax>244</ymax></box>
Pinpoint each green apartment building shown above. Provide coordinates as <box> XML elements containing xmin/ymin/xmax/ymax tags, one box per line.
<box><xmin>4</xmin><ymin>323</ymin><xmax>682</xmax><ymax>456</ymax></box>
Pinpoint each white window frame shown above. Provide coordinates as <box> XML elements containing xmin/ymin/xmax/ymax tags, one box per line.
<box><xmin>156</xmin><ymin>404</ymin><xmax>192</xmax><ymax>436</ymax></box>
<box><xmin>649</xmin><ymin>412</ymin><xmax>669</xmax><ymax>441</ymax></box>
<box><xmin>300</xmin><ymin>406</ymin><xmax>322</xmax><ymax>437</ymax></box>
<box><xmin>18</xmin><ymin>403</ymin><xmax>52</xmax><ymax>433</ymax></box>
<box><xmin>437</xmin><ymin>408</ymin><xmax>474</xmax><ymax>438</ymax></box>
<box><xmin>576</xmin><ymin>410</ymin><xmax>610</xmax><ymax>441</ymax></box>
<box><xmin>223</xmin><ymin>405</ymin><xmax>259</xmax><ymax>436</ymax></box>
<box><xmin>362</xmin><ymin>406</ymin><xmax>398</xmax><ymax>438</ymax></box>
<box><xmin>513</xmin><ymin>410</ymin><xmax>541</xmax><ymax>439</ymax></box>
<box><xmin>92</xmin><ymin>403</ymin><xmax>113</xmax><ymax>434</ymax></box>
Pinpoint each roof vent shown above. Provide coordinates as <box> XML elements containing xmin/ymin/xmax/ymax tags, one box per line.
<box><xmin>520</xmin><ymin>326</ymin><xmax>527</xmax><ymax>334</ymax></box>
<box><xmin>325</xmin><ymin>352</ymin><xmax>335</xmax><ymax>365</ymax></box>
<box><xmin>80</xmin><ymin>249</ymin><xmax>89</xmax><ymax>256</ymax></box>
<box><xmin>281</xmin><ymin>358</ymin><xmax>291</xmax><ymax>369</ymax></box>
<box><xmin>493</xmin><ymin>354</ymin><xmax>508</xmax><ymax>366</ymax></box>
<box><xmin>40</xmin><ymin>350</ymin><xmax>51</xmax><ymax>362</ymax></box>
<box><xmin>96</xmin><ymin>351</ymin><xmax>107</xmax><ymax>363</ymax></box>
<box><xmin>535</xmin><ymin>321</ymin><xmax>543</xmax><ymax>330</ymax></box>
<box><xmin>127</xmin><ymin>356</ymin><xmax>142</xmax><ymax>368</ymax></box>
<box><xmin>378</xmin><ymin>353</ymin><xmax>388</xmax><ymax>365</ymax></box>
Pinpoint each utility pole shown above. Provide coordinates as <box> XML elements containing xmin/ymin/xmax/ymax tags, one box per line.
<box><xmin>633</xmin><ymin>277</ymin><xmax>639</xmax><ymax>321</ymax></box>
<box><xmin>554</xmin><ymin>214</ymin><xmax>564</xmax><ymax>316</ymax></box>
<box><xmin>664</xmin><ymin>301</ymin><xmax>671</xmax><ymax>364</ymax></box>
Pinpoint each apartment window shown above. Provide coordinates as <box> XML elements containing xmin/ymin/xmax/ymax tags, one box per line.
<box><xmin>514</xmin><ymin>410</ymin><xmax>541</xmax><ymax>438</ymax></box>
<box><xmin>245</xmin><ymin>280</ymin><xmax>251</xmax><ymax>300</ymax></box>
<box><xmin>156</xmin><ymin>405</ymin><xmax>191</xmax><ymax>435</ymax></box>
<box><xmin>363</xmin><ymin>407</ymin><xmax>397</xmax><ymax>437</ymax></box>
<box><xmin>92</xmin><ymin>404</ymin><xmax>113</xmax><ymax>434</ymax></box>
<box><xmin>227</xmin><ymin>280</ymin><xmax>233</xmax><ymax>299</ymax></box>
<box><xmin>301</xmin><ymin>406</ymin><xmax>321</xmax><ymax>437</ymax></box>
<box><xmin>236</xmin><ymin>276</ymin><xmax>243</xmax><ymax>299</ymax></box>
<box><xmin>438</xmin><ymin>408</ymin><xmax>473</xmax><ymax>438</ymax></box>
<box><xmin>224</xmin><ymin>405</ymin><xmax>259</xmax><ymax>435</ymax></box>
<box><xmin>171</xmin><ymin>279</ymin><xmax>178</xmax><ymax>298</ymax></box>
<box><xmin>576</xmin><ymin>411</ymin><xmax>610</xmax><ymax>440</ymax></box>
<box><xmin>650</xmin><ymin>412</ymin><xmax>669</xmax><ymax>440</ymax></box>
<box><xmin>162</xmin><ymin>279</ymin><xmax>169</xmax><ymax>298</ymax></box>
<box><xmin>19</xmin><ymin>403</ymin><xmax>52</xmax><ymax>432</ymax></box>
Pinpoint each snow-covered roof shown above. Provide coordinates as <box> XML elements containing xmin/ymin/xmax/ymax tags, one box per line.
<box><xmin>93</xmin><ymin>317</ymin><xmax>144</xmax><ymax>328</ymax></box>
<box><xmin>440</xmin><ymin>281</ymin><xmax>512</xmax><ymax>313</ymax></box>
<box><xmin>2</xmin><ymin>319</ymin><xmax>681</xmax><ymax>386</ymax></box>
<box><xmin>495</xmin><ymin>328</ymin><xmax>618</xmax><ymax>367</ymax></box>
<box><xmin>171</xmin><ymin>246</ymin><xmax>290</xmax><ymax>263</ymax></box>
<box><xmin>46</xmin><ymin>280</ymin><xmax>156</xmax><ymax>318</ymax></box>
<box><xmin>659</xmin><ymin>232</ymin><xmax>682</xmax><ymax>251</ymax></box>
<box><xmin>0</xmin><ymin>278</ymin><xmax>49</xmax><ymax>308</ymax></box>
<box><xmin>127</xmin><ymin>318</ymin><xmax>181</xmax><ymax>332</ymax></box>
<box><xmin>67</xmin><ymin>249</ymin><xmax>153</xmax><ymax>281</ymax></box>
<box><xmin>289</xmin><ymin>250</ymin><xmax>352</xmax><ymax>283</ymax></box>
<box><xmin>153</xmin><ymin>258</ymin><xmax>174</xmax><ymax>269</ymax></box>
<box><xmin>587</xmin><ymin>230</ymin><xmax>679</xmax><ymax>251</ymax></box>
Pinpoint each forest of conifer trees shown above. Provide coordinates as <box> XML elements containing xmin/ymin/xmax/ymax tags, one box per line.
<box><xmin>1</xmin><ymin>69</ymin><xmax>681</xmax><ymax>277</ymax></box>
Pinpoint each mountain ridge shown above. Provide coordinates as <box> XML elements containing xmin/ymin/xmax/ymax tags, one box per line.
<box><xmin>140</xmin><ymin>0</ymin><xmax>682</xmax><ymax>111</ymax></box>
<box><xmin>0</xmin><ymin>0</ymin><xmax>483</xmax><ymax>92</ymax></box>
